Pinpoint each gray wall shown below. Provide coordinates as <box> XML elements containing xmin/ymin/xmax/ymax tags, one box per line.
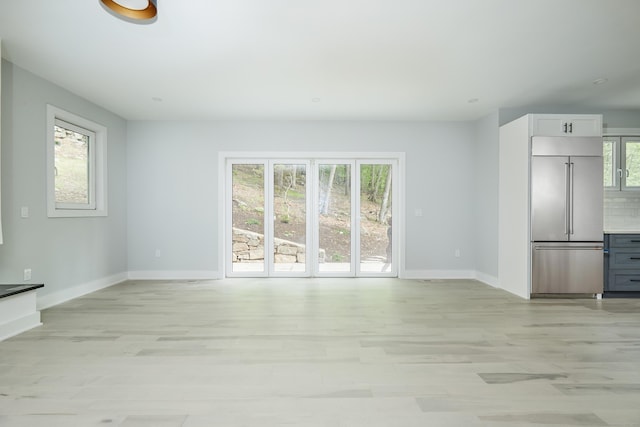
<box><xmin>1</xmin><ymin>58</ymin><xmax>489</xmax><ymax>298</ymax></box>
<box><xmin>0</xmin><ymin>60</ymin><xmax>128</xmax><ymax>301</ymax></box>
<box><xmin>473</xmin><ymin>112</ymin><xmax>499</xmax><ymax>283</ymax></box>
<box><xmin>25</xmin><ymin>56</ymin><xmax>640</xmax><ymax>294</ymax></box>
<box><xmin>126</xmin><ymin>121</ymin><xmax>477</xmax><ymax>276</ymax></box>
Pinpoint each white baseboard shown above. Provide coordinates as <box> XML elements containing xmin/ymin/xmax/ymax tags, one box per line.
<box><xmin>127</xmin><ymin>270</ymin><xmax>221</xmax><ymax>281</ymax></box>
<box><xmin>0</xmin><ymin>291</ymin><xmax>42</xmax><ymax>341</ymax></box>
<box><xmin>402</xmin><ymin>269</ymin><xmax>477</xmax><ymax>280</ymax></box>
<box><xmin>0</xmin><ymin>312</ymin><xmax>41</xmax><ymax>342</ymax></box>
<box><xmin>474</xmin><ymin>271</ymin><xmax>499</xmax><ymax>288</ymax></box>
<box><xmin>402</xmin><ymin>269</ymin><xmax>500</xmax><ymax>289</ymax></box>
<box><xmin>37</xmin><ymin>272</ymin><xmax>128</xmax><ymax>310</ymax></box>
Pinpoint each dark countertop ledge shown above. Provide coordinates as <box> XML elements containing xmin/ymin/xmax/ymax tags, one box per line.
<box><xmin>0</xmin><ymin>284</ymin><xmax>44</xmax><ymax>299</ymax></box>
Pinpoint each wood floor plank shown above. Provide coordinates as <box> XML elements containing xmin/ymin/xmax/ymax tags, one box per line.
<box><xmin>1</xmin><ymin>278</ymin><xmax>639</xmax><ymax>426</ymax></box>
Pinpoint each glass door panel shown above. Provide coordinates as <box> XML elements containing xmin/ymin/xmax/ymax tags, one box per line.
<box><xmin>230</xmin><ymin>163</ymin><xmax>266</xmax><ymax>274</ymax></box>
<box><xmin>358</xmin><ymin>163</ymin><xmax>393</xmax><ymax>274</ymax></box>
<box><xmin>272</xmin><ymin>163</ymin><xmax>309</xmax><ymax>274</ymax></box>
<box><xmin>623</xmin><ymin>138</ymin><xmax>640</xmax><ymax>189</ymax></box>
<box><xmin>317</xmin><ymin>163</ymin><xmax>353</xmax><ymax>274</ymax></box>
<box><xmin>603</xmin><ymin>137</ymin><xmax>616</xmax><ymax>188</ymax></box>
<box><xmin>226</xmin><ymin>157</ymin><xmax>398</xmax><ymax>278</ymax></box>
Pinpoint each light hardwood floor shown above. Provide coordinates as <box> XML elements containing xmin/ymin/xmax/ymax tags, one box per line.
<box><xmin>1</xmin><ymin>278</ymin><xmax>640</xmax><ymax>426</ymax></box>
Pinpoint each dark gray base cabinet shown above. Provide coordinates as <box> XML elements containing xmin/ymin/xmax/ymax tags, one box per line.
<box><xmin>605</xmin><ymin>234</ymin><xmax>640</xmax><ymax>292</ymax></box>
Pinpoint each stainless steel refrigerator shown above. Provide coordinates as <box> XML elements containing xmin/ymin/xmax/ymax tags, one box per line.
<box><xmin>530</xmin><ymin>136</ymin><xmax>604</xmax><ymax>294</ymax></box>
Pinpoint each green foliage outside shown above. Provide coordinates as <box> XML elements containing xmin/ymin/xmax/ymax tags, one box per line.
<box><xmin>626</xmin><ymin>141</ymin><xmax>640</xmax><ymax>186</ymax></box>
<box><xmin>232</xmin><ymin>162</ymin><xmax>393</xmax><ymax>263</ymax></box>
<box><xmin>359</xmin><ymin>164</ymin><xmax>391</xmax><ymax>203</ymax></box>
<box><xmin>605</xmin><ymin>140</ymin><xmax>640</xmax><ymax>187</ymax></box>
<box><xmin>603</xmin><ymin>141</ymin><xmax>613</xmax><ymax>187</ymax></box>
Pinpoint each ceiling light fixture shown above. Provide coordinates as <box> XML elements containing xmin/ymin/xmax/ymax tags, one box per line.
<box><xmin>100</xmin><ymin>0</ymin><xmax>157</xmax><ymax>22</ymax></box>
<box><xmin>592</xmin><ymin>77</ymin><xmax>608</xmax><ymax>85</ymax></box>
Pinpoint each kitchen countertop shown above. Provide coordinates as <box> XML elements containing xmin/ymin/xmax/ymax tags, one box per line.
<box><xmin>604</xmin><ymin>230</ymin><xmax>640</xmax><ymax>234</ymax></box>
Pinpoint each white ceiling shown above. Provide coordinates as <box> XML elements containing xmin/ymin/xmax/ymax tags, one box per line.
<box><xmin>2</xmin><ymin>0</ymin><xmax>640</xmax><ymax>121</ymax></box>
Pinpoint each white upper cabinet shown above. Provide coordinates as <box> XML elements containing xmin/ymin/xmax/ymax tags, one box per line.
<box><xmin>530</xmin><ymin>114</ymin><xmax>602</xmax><ymax>137</ymax></box>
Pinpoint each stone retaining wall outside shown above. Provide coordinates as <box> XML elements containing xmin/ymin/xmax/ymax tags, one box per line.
<box><xmin>233</xmin><ymin>228</ymin><xmax>324</xmax><ymax>263</ymax></box>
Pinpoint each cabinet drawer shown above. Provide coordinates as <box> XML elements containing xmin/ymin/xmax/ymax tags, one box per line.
<box><xmin>609</xmin><ymin>234</ymin><xmax>640</xmax><ymax>247</ymax></box>
<box><xmin>607</xmin><ymin>272</ymin><xmax>640</xmax><ymax>292</ymax></box>
<box><xmin>609</xmin><ymin>249</ymin><xmax>640</xmax><ymax>268</ymax></box>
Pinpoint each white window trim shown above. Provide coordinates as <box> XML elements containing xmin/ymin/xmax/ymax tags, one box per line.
<box><xmin>219</xmin><ymin>151</ymin><xmax>405</xmax><ymax>279</ymax></box>
<box><xmin>604</xmin><ymin>135</ymin><xmax>640</xmax><ymax>192</ymax></box>
<box><xmin>53</xmin><ymin>118</ymin><xmax>97</xmax><ymax>210</ymax></box>
<box><xmin>46</xmin><ymin>105</ymin><xmax>108</xmax><ymax>217</ymax></box>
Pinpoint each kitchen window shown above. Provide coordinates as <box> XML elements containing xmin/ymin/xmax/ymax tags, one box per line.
<box><xmin>46</xmin><ymin>105</ymin><xmax>108</xmax><ymax>217</ymax></box>
<box><xmin>604</xmin><ymin>136</ymin><xmax>640</xmax><ymax>191</ymax></box>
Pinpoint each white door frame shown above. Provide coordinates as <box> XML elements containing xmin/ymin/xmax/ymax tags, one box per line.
<box><xmin>219</xmin><ymin>151</ymin><xmax>405</xmax><ymax>278</ymax></box>
<box><xmin>269</xmin><ymin>159</ymin><xmax>312</xmax><ymax>277</ymax></box>
<box><xmin>355</xmin><ymin>159</ymin><xmax>398</xmax><ymax>278</ymax></box>
<box><xmin>225</xmin><ymin>159</ymin><xmax>268</xmax><ymax>278</ymax></box>
<box><xmin>313</xmin><ymin>159</ymin><xmax>357</xmax><ymax>277</ymax></box>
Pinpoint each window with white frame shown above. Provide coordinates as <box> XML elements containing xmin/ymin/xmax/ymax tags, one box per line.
<box><xmin>604</xmin><ymin>136</ymin><xmax>640</xmax><ymax>191</ymax></box>
<box><xmin>46</xmin><ymin>105</ymin><xmax>108</xmax><ymax>217</ymax></box>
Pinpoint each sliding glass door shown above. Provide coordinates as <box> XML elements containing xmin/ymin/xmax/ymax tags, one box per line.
<box><xmin>272</xmin><ymin>162</ymin><xmax>311</xmax><ymax>275</ymax></box>
<box><xmin>358</xmin><ymin>162</ymin><xmax>393</xmax><ymax>275</ymax></box>
<box><xmin>230</xmin><ymin>162</ymin><xmax>266</xmax><ymax>274</ymax></box>
<box><xmin>316</xmin><ymin>162</ymin><xmax>355</xmax><ymax>275</ymax></box>
<box><xmin>226</xmin><ymin>157</ymin><xmax>397</xmax><ymax>278</ymax></box>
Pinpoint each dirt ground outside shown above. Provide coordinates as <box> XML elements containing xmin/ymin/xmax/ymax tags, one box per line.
<box><xmin>231</xmin><ymin>165</ymin><xmax>391</xmax><ymax>262</ymax></box>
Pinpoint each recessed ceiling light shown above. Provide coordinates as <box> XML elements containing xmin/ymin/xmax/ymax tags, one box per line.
<box><xmin>592</xmin><ymin>77</ymin><xmax>608</xmax><ymax>85</ymax></box>
<box><xmin>101</xmin><ymin>0</ymin><xmax>157</xmax><ymax>21</ymax></box>
<box><xmin>467</xmin><ymin>98</ymin><xmax>479</xmax><ymax>104</ymax></box>
<box><xmin>312</xmin><ymin>98</ymin><xmax>321</xmax><ymax>103</ymax></box>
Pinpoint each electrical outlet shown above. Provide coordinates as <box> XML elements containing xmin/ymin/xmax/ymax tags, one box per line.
<box><xmin>24</xmin><ymin>268</ymin><xmax>32</xmax><ymax>281</ymax></box>
<box><xmin>21</xmin><ymin>206</ymin><xmax>29</xmax><ymax>218</ymax></box>
<box><xmin>454</xmin><ymin>249</ymin><xmax>461</xmax><ymax>258</ymax></box>
<box><xmin>155</xmin><ymin>249</ymin><xmax>161</xmax><ymax>258</ymax></box>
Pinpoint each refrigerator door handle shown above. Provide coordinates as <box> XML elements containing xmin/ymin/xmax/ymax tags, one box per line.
<box><xmin>564</xmin><ymin>162</ymin><xmax>570</xmax><ymax>236</ymax></box>
<box><xmin>533</xmin><ymin>245</ymin><xmax>604</xmax><ymax>251</ymax></box>
<box><xmin>569</xmin><ymin>161</ymin><xmax>574</xmax><ymax>235</ymax></box>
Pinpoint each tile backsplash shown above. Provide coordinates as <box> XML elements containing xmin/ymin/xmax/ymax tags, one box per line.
<box><xmin>604</xmin><ymin>192</ymin><xmax>640</xmax><ymax>231</ymax></box>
